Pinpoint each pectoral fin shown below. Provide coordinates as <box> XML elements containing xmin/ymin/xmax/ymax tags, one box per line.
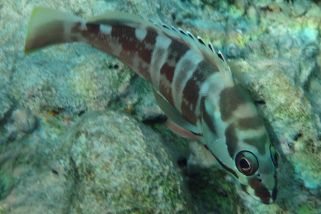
<box><xmin>165</xmin><ymin>119</ymin><xmax>202</xmax><ymax>140</ymax></box>
<box><xmin>153</xmin><ymin>89</ymin><xmax>202</xmax><ymax>136</ymax></box>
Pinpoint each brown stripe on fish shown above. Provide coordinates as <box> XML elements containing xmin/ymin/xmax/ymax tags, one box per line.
<box><xmin>200</xmin><ymin>97</ymin><xmax>216</xmax><ymax>134</ymax></box>
<box><xmin>219</xmin><ymin>86</ymin><xmax>248</xmax><ymax>121</ymax></box>
<box><xmin>225</xmin><ymin>124</ymin><xmax>238</xmax><ymax>158</ymax></box>
<box><xmin>243</xmin><ymin>134</ymin><xmax>268</xmax><ymax>155</ymax></box>
<box><xmin>110</xmin><ymin>24</ymin><xmax>155</xmax><ymax>62</ymax></box>
<box><xmin>181</xmin><ymin>61</ymin><xmax>219</xmax><ymax>121</ymax></box>
<box><xmin>160</xmin><ymin>38</ymin><xmax>190</xmax><ymax>84</ymax></box>
<box><xmin>158</xmin><ymin>38</ymin><xmax>190</xmax><ymax>106</ymax></box>
<box><xmin>237</xmin><ymin>116</ymin><xmax>264</xmax><ymax>130</ymax></box>
<box><xmin>248</xmin><ymin>178</ymin><xmax>271</xmax><ymax>204</ymax></box>
<box><xmin>112</xmin><ymin>26</ymin><xmax>152</xmax><ymax>80</ymax></box>
<box><xmin>84</xmin><ymin>22</ymin><xmax>158</xmax><ymax>81</ymax></box>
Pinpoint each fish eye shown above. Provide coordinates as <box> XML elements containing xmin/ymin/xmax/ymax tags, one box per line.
<box><xmin>269</xmin><ymin>144</ymin><xmax>279</xmax><ymax>168</ymax></box>
<box><xmin>235</xmin><ymin>151</ymin><xmax>259</xmax><ymax>176</ymax></box>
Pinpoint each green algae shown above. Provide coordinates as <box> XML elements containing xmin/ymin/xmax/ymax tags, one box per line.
<box><xmin>0</xmin><ymin>170</ymin><xmax>14</xmax><ymax>200</ymax></box>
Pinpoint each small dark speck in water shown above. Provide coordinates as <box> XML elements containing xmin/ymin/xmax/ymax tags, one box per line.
<box><xmin>51</xmin><ymin>169</ymin><xmax>59</xmax><ymax>176</ymax></box>
<box><xmin>293</xmin><ymin>132</ymin><xmax>303</xmax><ymax>141</ymax></box>
<box><xmin>78</xmin><ymin>110</ymin><xmax>86</xmax><ymax>116</ymax></box>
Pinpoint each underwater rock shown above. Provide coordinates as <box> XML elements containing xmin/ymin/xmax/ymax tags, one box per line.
<box><xmin>11</xmin><ymin>109</ymin><xmax>37</xmax><ymax>134</ymax></box>
<box><xmin>64</xmin><ymin>112</ymin><xmax>192</xmax><ymax>213</ymax></box>
<box><xmin>225</xmin><ymin>42</ymin><xmax>242</xmax><ymax>58</ymax></box>
<box><xmin>13</xmin><ymin>51</ymin><xmax>132</xmax><ymax>115</ymax></box>
<box><xmin>292</xmin><ymin>0</ymin><xmax>311</xmax><ymax>17</ymax></box>
<box><xmin>0</xmin><ymin>112</ymin><xmax>192</xmax><ymax>213</ymax></box>
<box><xmin>124</xmin><ymin>78</ymin><xmax>164</xmax><ymax>122</ymax></box>
<box><xmin>0</xmin><ymin>92</ymin><xmax>12</xmax><ymax>123</ymax></box>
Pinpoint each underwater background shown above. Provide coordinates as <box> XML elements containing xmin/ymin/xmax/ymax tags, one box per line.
<box><xmin>1</xmin><ymin>0</ymin><xmax>321</xmax><ymax>213</ymax></box>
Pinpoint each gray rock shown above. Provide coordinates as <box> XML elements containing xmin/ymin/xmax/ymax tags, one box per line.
<box><xmin>225</xmin><ymin>43</ymin><xmax>242</xmax><ymax>58</ymax></box>
<box><xmin>0</xmin><ymin>92</ymin><xmax>12</xmax><ymax>122</ymax></box>
<box><xmin>0</xmin><ymin>112</ymin><xmax>192</xmax><ymax>213</ymax></box>
<box><xmin>292</xmin><ymin>0</ymin><xmax>311</xmax><ymax>17</ymax></box>
<box><xmin>12</xmin><ymin>109</ymin><xmax>37</xmax><ymax>134</ymax></box>
<box><xmin>67</xmin><ymin>112</ymin><xmax>191</xmax><ymax>213</ymax></box>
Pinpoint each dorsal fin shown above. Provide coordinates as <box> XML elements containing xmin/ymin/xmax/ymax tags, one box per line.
<box><xmin>156</xmin><ymin>21</ymin><xmax>227</xmax><ymax>64</ymax></box>
<box><xmin>152</xmin><ymin>17</ymin><xmax>233</xmax><ymax>77</ymax></box>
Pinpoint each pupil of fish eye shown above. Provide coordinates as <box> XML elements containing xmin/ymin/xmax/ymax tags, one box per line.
<box><xmin>240</xmin><ymin>158</ymin><xmax>250</xmax><ymax>170</ymax></box>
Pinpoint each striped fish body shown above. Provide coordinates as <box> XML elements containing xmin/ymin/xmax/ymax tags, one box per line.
<box><xmin>25</xmin><ymin>7</ymin><xmax>278</xmax><ymax>204</ymax></box>
<box><xmin>25</xmin><ymin>8</ymin><xmax>221</xmax><ymax>128</ymax></box>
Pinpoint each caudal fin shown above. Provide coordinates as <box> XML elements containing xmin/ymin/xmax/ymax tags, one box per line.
<box><xmin>24</xmin><ymin>7</ymin><xmax>84</xmax><ymax>53</ymax></box>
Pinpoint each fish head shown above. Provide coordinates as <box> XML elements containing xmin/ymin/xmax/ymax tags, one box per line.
<box><xmin>234</xmin><ymin>141</ymin><xmax>278</xmax><ymax>204</ymax></box>
<box><xmin>200</xmin><ymin>89</ymin><xmax>278</xmax><ymax>204</ymax></box>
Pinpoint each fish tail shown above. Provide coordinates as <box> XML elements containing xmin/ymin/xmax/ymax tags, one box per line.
<box><xmin>24</xmin><ymin>7</ymin><xmax>85</xmax><ymax>53</ymax></box>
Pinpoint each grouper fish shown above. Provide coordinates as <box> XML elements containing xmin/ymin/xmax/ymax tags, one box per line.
<box><xmin>24</xmin><ymin>7</ymin><xmax>278</xmax><ymax>204</ymax></box>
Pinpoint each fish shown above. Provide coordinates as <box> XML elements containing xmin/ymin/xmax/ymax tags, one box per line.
<box><xmin>24</xmin><ymin>7</ymin><xmax>278</xmax><ymax>204</ymax></box>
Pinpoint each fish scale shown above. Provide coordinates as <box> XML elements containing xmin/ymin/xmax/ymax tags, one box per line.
<box><xmin>24</xmin><ymin>7</ymin><xmax>279</xmax><ymax>204</ymax></box>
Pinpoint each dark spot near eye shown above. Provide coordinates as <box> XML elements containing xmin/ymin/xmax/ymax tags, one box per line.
<box><xmin>293</xmin><ymin>132</ymin><xmax>303</xmax><ymax>141</ymax></box>
<box><xmin>177</xmin><ymin>158</ymin><xmax>187</xmax><ymax>168</ymax></box>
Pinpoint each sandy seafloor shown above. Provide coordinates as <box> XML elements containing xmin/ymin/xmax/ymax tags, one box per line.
<box><xmin>1</xmin><ymin>0</ymin><xmax>321</xmax><ymax>213</ymax></box>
